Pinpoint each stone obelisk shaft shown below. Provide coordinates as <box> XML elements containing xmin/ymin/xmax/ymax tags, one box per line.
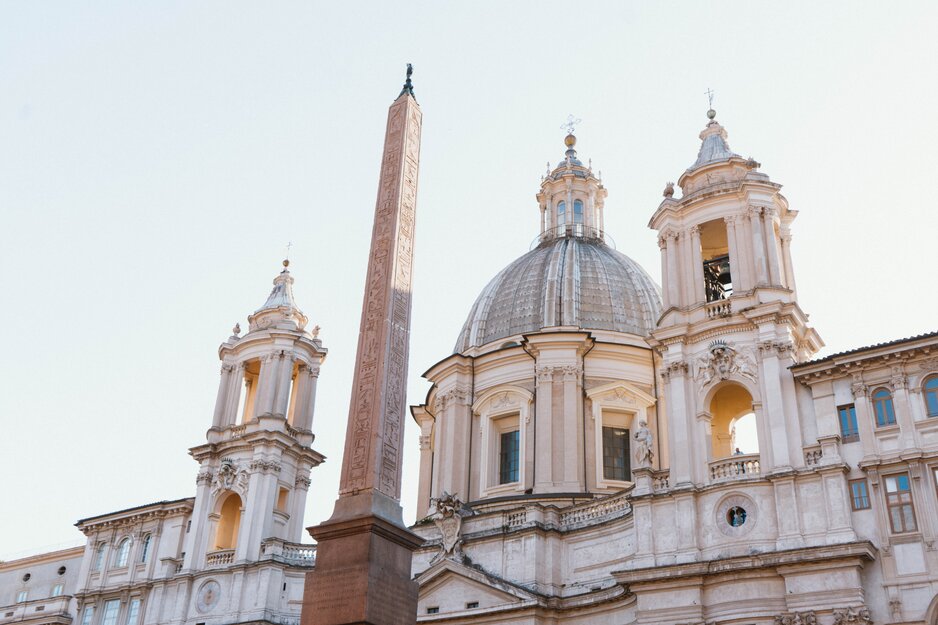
<box><xmin>302</xmin><ymin>79</ymin><xmax>423</xmax><ymax>625</ymax></box>
<box><xmin>333</xmin><ymin>86</ymin><xmax>421</xmax><ymax>524</ymax></box>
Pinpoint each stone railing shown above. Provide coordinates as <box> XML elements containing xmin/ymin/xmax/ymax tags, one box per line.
<box><xmin>205</xmin><ymin>549</ymin><xmax>235</xmax><ymax>568</ymax></box>
<box><xmin>704</xmin><ymin>299</ymin><xmax>732</xmax><ymax>319</ymax></box>
<box><xmin>504</xmin><ymin>510</ymin><xmax>527</xmax><ymax>529</ymax></box>
<box><xmin>261</xmin><ymin>538</ymin><xmax>316</xmax><ymax>567</ymax></box>
<box><xmin>227</xmin><ymin>424</ymin><xmax>247</xmax><ymax>439</ymax></box>
<box><xmin>709</xmin><ymin>453</ymin><xmax>760</xmax><ymax>482</ymax></box>
<box><xmin>560</xmin><ymin>491</ymin><xmax>631</xmax><ymax>528</ymax></box>
<box><xmin>652</xmin><ymin>470</ymin><xmax>670</xmax><ymax>492</ymax></box>
<box><xmin>0</xmin><ymin>596</ymin><xmax>72</xmax><ymax>624</ymax></box>
<box><xmin>804</xmin><ymin>445</ymin><xmax>823</xmax><ymax>466</ymax></box>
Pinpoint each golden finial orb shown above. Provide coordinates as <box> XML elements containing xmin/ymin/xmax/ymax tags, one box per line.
<box><xmin>283</xmin><ymin>259</ymin><xmax>290</xmax><ymax>268</ymax></box>
<box><xmin>564</xmin><ymin>133</ymin><xmax>577</xmax><ymax>148</ymax></box>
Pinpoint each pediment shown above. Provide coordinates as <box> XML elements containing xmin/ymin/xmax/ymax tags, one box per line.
<box><xmin>586</xmin><ymin>381</ymin><xmax>656</xmax><ymax>407</ymax></box>
<box><xmin>416</xmin><ymin>559</ymin><xmax>537</xmax><ymax>615</ymax></box>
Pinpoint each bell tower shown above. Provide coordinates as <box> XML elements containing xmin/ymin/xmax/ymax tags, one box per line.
<box><xmin>647</xmin><ymin>107</ymin><xmax>823</xmax><ymax>493</ymax></box>
<box><xmin>182</xmin><ymin>260</ymin><xmax>326</xmax><ymax>571</ymax></box>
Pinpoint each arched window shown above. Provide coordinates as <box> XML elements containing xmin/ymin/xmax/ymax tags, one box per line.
<box><xmin>114</xmin><ymin>538</ymin><xmax>131</xmax><ymax>568</ymax></box>
<box><xmin>924</xmin><ymin>375</ymin><xmax>938</xmax><ymax>418</ymax></box>
<box><xmin>93</xmin><ymin>543</ymin><xmax>106</xmax><ymax>571</ymax></box>
<box><xmin>139</xmin><ymin>534</ymin><xmax>151</xmax><ymax>563</ymax></box>
<box><xmin>213</xmin><ymin>492</ymin><xmax>243</xmax><ymax>551</ymax></box>
<box><xmin>51</xmin><ymin>584</ymin><xmax>64</xmax><ymax>598</ymax></box>
<box><xmin>872</xmin><ymin>388</ymin><xmax>897</xmax><ymax>427</ymax></box>
<box><xmin>557</xmin><ymin>201</ymin><xmax>566</xmax><ymax>227</ymax></box>
<box><xmin>573</xmin><ymin>199</ymin><xmax>584</xmax><ymax>224</ymax></box>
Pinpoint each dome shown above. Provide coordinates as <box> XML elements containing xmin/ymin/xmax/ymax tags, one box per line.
<box><xmin>456</xmin><ymin>236</ymin><xmax>662</xmax><ymax>352</ymax></box>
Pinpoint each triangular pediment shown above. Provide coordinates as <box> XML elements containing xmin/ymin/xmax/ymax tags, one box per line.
<box><xmin>585</xmin><ymin>381</ymin><xmax>656</xmax><ymax>407</ymax></box>
<box><xmin>416</xmin><ymin>559</ymin><xmax>537</xmax><ymax>615</ymax></box>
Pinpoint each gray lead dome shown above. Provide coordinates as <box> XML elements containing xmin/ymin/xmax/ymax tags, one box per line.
<box><xmin>456</xmin><ymin>236</ymin><xmax>663</xmax><ymax>352</ymax></box>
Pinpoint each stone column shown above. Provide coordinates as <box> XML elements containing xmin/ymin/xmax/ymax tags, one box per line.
<box><xmin>760</xmin><ymin>341</ymin><xmax>794</xmax><ymax>471</ymax></box>
<box><xmin>890</xmin><ymin>372</ymin><xmax>915</xmax><ymax>448</ymax></box>
<box><xmin>561</xmin><ymin>365</ymin><xmax>582</xmax><ymax>489</ymax></box>
<box><xmin>253</xmin><ymin>353</ymin><xmax>277</xmax><ymax>417</ymax></box>
<box><xmin>658</xmin><ymin>236</ymin><xmax>670</xmax><ymax>309</ymax></box>
<box><xmin>850</xmin><ymin>380</ymin><xmax>877</xmax><ymax>460</ymax></box>
<box><xmin>211</xmin><ymin>364</ymin><xmax>234</xmax><ymax>429</ymax></box>
<box><xmin>223</xmin><ymin>363</ymin><xmax>246</xmax><ymax>427</ymax></box>
<box><xmin>272</xmin><ymin>353</ymin><xmax>296</xmax><ymax>418</ymax></box>
<box><xmin>662</xmin><ymin>360</ymin><xmax>692</xmax><ymax>486</ymax></box>
<box><xmin>303</xmin><ymin>70</ymin><xmax>423</xmax><ymax>625</ymax></box>
<box><xmin>666</xmin><ymin>231</ymin><xmax>681</xmax><ymax>308</ymax></box>
<box><xmin>289</xmin><ymin>472</ymin><xmax>312</xmax><ymax>542</ymax></box>
<box><xmin>762</xmin><ymin>208</ymin><xmax>782</xmax><ymax>285</ymax></box>
<box><xmin>689</xmin><ymin>226</ymin><xmax>705</xmax><ymax>304</ymax></box>
<box><xmin>724</xmin><ymin>216</ymin><xmax>745</xmax><ymax>292</ymax></box>
<box><xmin>292</xmin><ymin>365</ymin><xmax>320</xmax><ymax>432</ymax></box>
<box><xmin>780</xmin><ymin>232</ymin><xmax>797</xmax><ymax>296</ymax></box>
<box><xmin>749</xmin><ymin>207</ymin><xmax>768</xmax><ymax>285</ymax></box>
<box><xmin>534</xmin><ymin>366</ymin><xmax>555</xmax><ymax>491</ymax></box>
<box><xmin>415</xmin><ymin>416</ymin><xmax>434</xmax><ymax>519</ymax></box>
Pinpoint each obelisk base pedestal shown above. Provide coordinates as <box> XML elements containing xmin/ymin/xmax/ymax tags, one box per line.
<box><xmin>302</xmin><ymin>516</ymin><xmax>424</xmax><ymax>625</ymax></box>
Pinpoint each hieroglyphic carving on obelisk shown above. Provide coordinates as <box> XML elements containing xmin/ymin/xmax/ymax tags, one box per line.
<box><xmin>302</xmin><ymin>65</ymin><xmax>423</xmax><ymax>625</ymax></box>
<box><xmin>335</xmin><ymin>63</ymin><xmax>422</xmax><ymax>523</ymax></box>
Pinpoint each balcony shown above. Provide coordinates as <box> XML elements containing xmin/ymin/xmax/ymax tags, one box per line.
<box><xmin>260</xmin><ymin>538</ymin><xmax>316</xmax><ymax>567</ymax></box>
<box><xmin>709</xmin><ymin>453</ymin><xmax>761</xmax><ymax>483</ymax></box>
<box><xmin>205</xmin><ymin>549</ymin><xmax>235</xmax><ymax>568</ymax></box>
<box><xmin>0</xmin><ymin>596</ymin><xmax>72</xmax><ymax>625</ymax></box>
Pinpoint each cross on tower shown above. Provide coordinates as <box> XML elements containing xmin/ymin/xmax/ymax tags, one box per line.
<box><xmin>285</xmin><ymin>241</ymin><xmax>293</xmax><ymax>261</ymax></box>
<box><xmin>705</xmin><ymin>88</ymin><xmax>715</xmax><ymax>108</ymax></box>
<box><xmin>561</xmin><ymin>114</ymin><xmax>582</xmax><ymax>135</ymax></box>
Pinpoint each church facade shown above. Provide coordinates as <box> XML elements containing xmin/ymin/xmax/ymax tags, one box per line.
<box><xmin>2</xmin><ymin>104</ymin><xmax>938</xmax><ymax>625</ymax></box>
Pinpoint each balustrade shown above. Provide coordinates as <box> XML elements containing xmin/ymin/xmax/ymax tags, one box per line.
<box><xmin>205</xmin><ymin>549</ymin><xmax>235</xmax><ymax>568</ymax></box>
<box><xmin>709</xmin><ymin>453</ymin><xmax>760</xmax><ymax>482</ymax></box>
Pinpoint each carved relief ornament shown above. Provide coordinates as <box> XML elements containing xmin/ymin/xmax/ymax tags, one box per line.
<box><xmin>695</xmin><ymin>340</ymin><xmax>757</xmax><ymax>387</ymax></box>
<box><xmin>774</xmin><ymin>612</ymin><xmax>817</xmax><ymax>625</ymax></box>
<box><xmin>428</xmin><ymin>492</ymin><xmax>469</xmax><ymax>565</ymax></box>
<box><xmin>212</xmin><ymin>459</ymin><xmax>250</xmax><ymax>496</ymax></box>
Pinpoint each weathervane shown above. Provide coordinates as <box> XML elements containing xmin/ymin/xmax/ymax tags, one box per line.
<box><xmin>561</xmin><ymin>114</ymin><xmax>582</xmax><ymax>135</ymax></box>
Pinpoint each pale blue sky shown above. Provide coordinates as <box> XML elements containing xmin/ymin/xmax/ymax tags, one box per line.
<box><xmin>1</xmin><ymin>1</ymin><xmax>936</xmax><ymax>557</ymax></box>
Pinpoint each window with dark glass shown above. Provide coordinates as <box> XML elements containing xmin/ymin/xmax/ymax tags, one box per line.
<box><xmin>426</xmin><ymin>607</ymin><xmax>439</xmax><ymax>615</ymax></box>
<box><xmin>849</xmin><ymin>479</ymin><xmax>870</xmax><ymax>510</ymax></box>
<box><xmin>884</xmin><ymin>473</ymin><xmax>916</xmax><ymax>533</ymax></box>
<box><xmin>838</xmin><ymin>404</ymin><xmax>859</xmax><ymax>442</ymax></box>
<box><xmin>924</xmin><ymin>375</ymin><xmax>938</xmax><ymax>417</ymax></box>
<box><xmin>602</xmin><ymin>426</ymin><xmax>630</xmax><ymax>481</ymax></box>
<box><xmin>499</xmin><ymin>430</ymin><xmax>520</xmax><ymax>484</ymax></box>
<box><xmin>573</xmin><ymin>199</ymin><xmax>584</xmax><ymax>224</ymax></box>
<box><xmin>872</xmin><ymin>388</ymin><xmax>896</xmax><ymax>427</ymax></box>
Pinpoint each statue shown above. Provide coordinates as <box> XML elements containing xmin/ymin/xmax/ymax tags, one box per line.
<box><xmin>633</xmin><ymin>421</ymin><xmax>654</xmax><ymax>467</ymax></box>
<box><xmin>429</xmin><ymin>492</ymin><xmax>466</xmax><ymax>564</ymax></box>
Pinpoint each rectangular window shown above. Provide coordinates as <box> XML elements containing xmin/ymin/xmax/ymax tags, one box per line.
<box><xmin>426</xmin><ymin>607</ymin><xmax>439</xmax><ymax>614</ymax></box>
<box><xmin>499</xmin><ymin>430</ymin><xmax>520</xmax><ymax>484</ymax></box>
<box><xmin>101</xmin><ymin>600</ymin><xmax>120</xmax><ymax>625</ymax></box>
<box><xmin>16</xmin><ymin>591</ymin><xmax>27</xmax><ymax>603</ymax></box>
<box><xmin>81</xmin><ymin>606</ymin><xmax>95</xmax><ymax>625</ymax></box>
<box><xmin>602</xmin><ymin>426</ymin><xmax>631</xmax><ymax>481</ymax></box>
<box><xmin>51</xmin><ymin>584</ymin><xmax>64</xmax><ymax>598</ymax></box>
<box><xmin>849</xmin><ymin>479</ymin><xmax>870</xmax><ymax>510</ymax></box>
<box><xmin>126</xmin><ymin>600</ymin><xmax>140</xmax><ymax>625</ymax></box>
<box><xmin>884</xmin><ymin>473</ymin><xmax>917</xmax><ymax>533</ymax></box>
<box><xmin>838</xmin><ymin>404</ymin><xmax>859</xmax><ymax>443</ymax></box>
<box><xmin>466</xmin><ymin>601</ymin><xmax>479</xmax><ymax>609</ymax></box>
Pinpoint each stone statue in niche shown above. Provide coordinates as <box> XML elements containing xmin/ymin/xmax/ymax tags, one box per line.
<box><xmin>633</xmin><ymin>421</ymin><xmax>654</xmax><ymax>467</ymax></box>
<box><xmin>429</xmin><ymin>492</ymin><xmax>468</xmax><ymax>565</ymax></box>
<box><xmin>695</xmin><ymin>340</ymin><xmax>757</xmax><ymax>387</ymax></box>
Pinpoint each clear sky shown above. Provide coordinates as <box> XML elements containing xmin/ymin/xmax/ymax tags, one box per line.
<box><xmin>1</xmin><ymin>1</ymin><xmax>936</xmax><ymax>559</ymax></box>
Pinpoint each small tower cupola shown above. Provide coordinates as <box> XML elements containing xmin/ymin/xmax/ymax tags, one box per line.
<box><xmin>248</xmin><ymin>259</ymin><xmax>309</xmax><ymax>333</ymax></box>
<box><xmin>536</xmin><ymin>125</ymin><xmax>608</xmax><ymax>242</ymax></box>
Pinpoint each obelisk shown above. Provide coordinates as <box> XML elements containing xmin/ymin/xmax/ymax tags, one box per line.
<box><xmin>301</xmin><ymin>66</ymin><xmax>423</xmax><ymax>625</ymax></box>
